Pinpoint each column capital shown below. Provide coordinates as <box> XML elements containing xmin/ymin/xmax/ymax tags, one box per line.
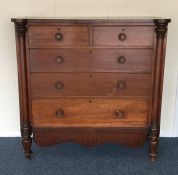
<box><xmin>154</xmin><ymin>19</ymin><xmax>171</xmax><ymax>38</ymax></box>
<box><xmin>14</xmin><ymin>19</ymin><xmax>27</xmax><ymax>37</ymax></box>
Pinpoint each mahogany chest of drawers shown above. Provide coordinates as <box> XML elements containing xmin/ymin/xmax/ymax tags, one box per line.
<box><xmin>12</xmin><ymin>17</ymin><xmax>170</xmax><ymax>161</ymax></box>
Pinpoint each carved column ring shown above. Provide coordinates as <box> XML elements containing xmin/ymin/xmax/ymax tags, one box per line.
<box><xmin>21</xmin><ymin>123</ymin><xmax>32</xmax><ymax>140</ymax></box>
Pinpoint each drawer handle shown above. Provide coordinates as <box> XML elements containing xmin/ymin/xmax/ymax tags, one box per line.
<box><xmin>55</xmin><ymin>81</ymin><xmax>64</xmax><ymax>89</ymax></box>
<box><xmin>117</xmin><ymin>80</ymin><xmax>126</xmax><ymax>89</ymax></box>
<box><xmin>115</xmin><ymin>110</ymin><xmax>125</xmax><ymax>118</ymax></box>
<box><xmin>118</xmin><ymin>56</ymin><xmax>127</xmax><ymax>64</ymax></box>
<box><xmin>55</xmin><ymin>56</ymin><xmax>63</xmax><ymax>64</ymax></box>
<box><xmin>55</xmin><ymin>32</ymin><xmax>63</xmax><ymax>41</ymax></box>
<box><xmin>56</xmin><ymin>109</ymin><xmax>64</xmax><ymax>118</ymax></box>
<box><xmin>118</xmin><ymin>33</ymin><xmax>127</xmax><ymax>41</ymax></box>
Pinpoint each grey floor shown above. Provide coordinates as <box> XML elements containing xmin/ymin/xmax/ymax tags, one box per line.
<box><xmin>0</xmin><ymin>138</ymin><xmax>177</xmax><ymax>175</ymax></box>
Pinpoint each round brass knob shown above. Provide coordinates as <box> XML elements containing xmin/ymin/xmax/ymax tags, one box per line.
<box><xmin>118</xmin><ymin>33</ymin><xmax>127</xmax><ymax>41</ymax></box>
<box><xmin>55</xmin><ymin>32</ymin><xmax>63</xmax><ymax>41</ymax></box>
<box><xmin>56</xmin><ymin>109</ymin><xmax>64</xmax><ymax>118</ymax></box>
<box><xmin>118</xmin><ymin>56</ymin><xmax>127</xmax><ymax>64</ymax></box>
<box><xmin>55</xmin><ymin>56</ymin><xmax>63</xmax><ymax>64</ymax></box>
<box><xmin>55</xmin><ymin>81</ymin><xmax>64</xmax><ymax>89</ymax></box>
<box><xmin>117</xmin><ymin>80</ymin><xmax>126</xmax><ymax>89</ymax></box>
<box><xmin>115</xmin><ymin>110</ymin><xmax>125</xmax><ymax>118</ymax></box>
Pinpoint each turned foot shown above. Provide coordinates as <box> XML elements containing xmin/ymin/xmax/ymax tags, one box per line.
<box><xmin>149</xmin><ymin>140</ymin><xmax>158</xmax><ymax>161</ymax></box>
<box><xmin>21</xmin><ymin>123</ymin><xmax>33</xmax><ymax>159</ymax></box>
<box><xmin>22</xmin><ymin>137</ymin><xmax>32</xmax><ymax>159</ymax></box>
<box><xmin>149</xmin><ymin>124</ymin><xmax>159</xmax><ymax>161</ymax></box>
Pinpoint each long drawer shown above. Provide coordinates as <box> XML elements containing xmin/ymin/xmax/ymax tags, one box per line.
<box><xmin>32</xmin><ymin>99</ymin><xmax>149</xmax><ymax>127</ymax></box>
<box><xmin>29</xmin><ymin>49</ymin><xmax>152</xmax><ymax>72</ymax></box>
<box><xmin>30</xmin><ymin>73</ymin><xmax>151</xmax><ymax>98</ymax></box>
<box><xmin>28</xmin><ymin>25</ymin><xmax>89</xmax><ymax>46</ymax></box>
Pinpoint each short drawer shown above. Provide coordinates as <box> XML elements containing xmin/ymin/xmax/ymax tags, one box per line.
<box><xmin>28</xmin><ymin>25</ymin><xmax>89</xmax><ymax>45</ymax></box>
<box><xmin>32</xmin><ymin>99</ymin><xmax>149</xmax><ymax>127</ymax></box>
<box><xmin>30</xmin><ymin>73</ymin><xmax>151</xmax><ymax>98</ymax></box>
<box><xmin>29</xmin><ymin>49</ymin><xmax>152</xmax><ymax>72</ymax></box>
<box><xmin>93</xmin><ymin>26</ymin><xmax>154</xmax><ymax>46</ymax></box>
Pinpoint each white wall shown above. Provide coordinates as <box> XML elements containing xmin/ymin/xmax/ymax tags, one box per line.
<box><xmin>174</xmin><ymin>73</ymin><xmax>178</xmax><ymax>137</ymax></box>
<box><xmin>0</xmin><ymin>0</ymin><xmax>178</xmax><ymax>137</ymax></box>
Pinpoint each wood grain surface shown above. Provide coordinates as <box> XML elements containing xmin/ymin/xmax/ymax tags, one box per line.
<box><xmin>30</xmin><ymin>72</ymin><xmax>151</xmax><ymax>98</ymax></box>
<box><xmin>32</xmin><ymin>98</ymin><xmax>149</xmax><ymax>127</ymax></box>
<box><xmin>29</xmin><ymin>48</ymin><xmax>152</xmax><ymax>72</ymax></box>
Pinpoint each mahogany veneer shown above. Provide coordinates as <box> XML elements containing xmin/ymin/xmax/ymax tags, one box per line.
<box><xmin>30</xmin><ymin>73</ymin><xmax>151</xmax><ymax>98</ymax></box>
<box><xmin>11</xmin><ymin>17</ymin><xmax>171</xmax><ymax>161</ymax></box>
<box><xmin>29</xmin><ymin>49</ymin><xmax>152</xmax><ymax>72</ymax></box>
<box><xmin>32</xmin><ymin>99</ymin><xmax>149</xmax><ymax>127</ymax></box>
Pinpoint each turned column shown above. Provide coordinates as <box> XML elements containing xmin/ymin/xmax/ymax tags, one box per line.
<box><xmin>12</xmin><ymin>19</ymin><xmax>32</xmax><ymax>159</ymax></box>
<box><xmin>149</xmin><ymin>19</ymin><xmax>171</xmax><ymax>161</ymax></box>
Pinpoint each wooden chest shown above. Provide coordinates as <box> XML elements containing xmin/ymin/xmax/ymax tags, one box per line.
<box><xmin>11</xmin><ymin>17</ymin><xmax>171</xmax><ymax>161</ymax></box>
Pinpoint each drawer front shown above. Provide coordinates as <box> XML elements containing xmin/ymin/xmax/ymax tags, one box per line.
<box><xmin>93</xmin><ymin>26</ymin><xmax>154</xmax><ymax>46</ymax></box>
<box><xmin>30</xmin><ymin>73</ymin><xmax>151</xmax><ymax>98</ymax></box>
<box><xmin>32</xmin><ymin>99</ymin><xmax>149</xmax><ymax>127</ymax></box>
<box><xmin>28</xmin><ymin>26</ymin><xmax>89</xmax><ymax>45</ymax></box>
<box><xmin>29</xmin><ymin>49</ymin><xmax>152</xmax><ymax>72</ymax></box>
